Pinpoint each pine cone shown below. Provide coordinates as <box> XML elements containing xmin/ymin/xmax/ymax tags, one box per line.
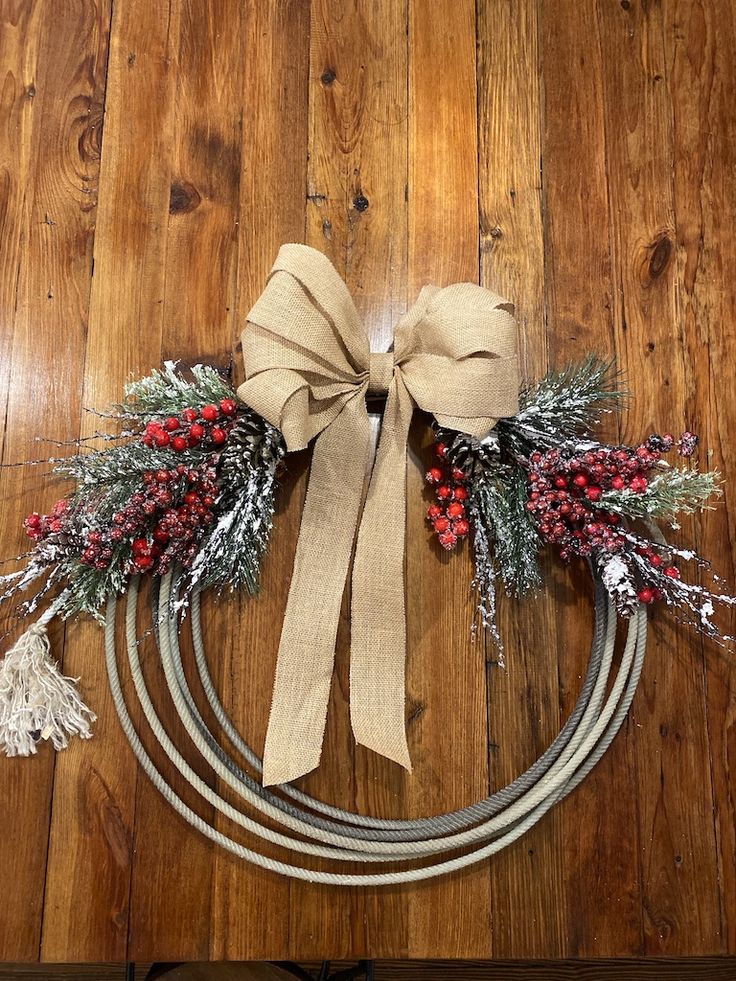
<box><xmin>436</xmin><ymin>426</ymin><xmax>502</xmax><ymax>480</ymax></box>
<box><xmin>219</xmin><ymin>410</ymin><xmax>285</xmax><ymax>485</ymax></box>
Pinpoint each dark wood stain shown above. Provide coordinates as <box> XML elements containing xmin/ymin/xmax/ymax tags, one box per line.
<box><xmin>0</xmin><ymin>0</ymin><xmax>734</xmax><ymax>964</ymax></box>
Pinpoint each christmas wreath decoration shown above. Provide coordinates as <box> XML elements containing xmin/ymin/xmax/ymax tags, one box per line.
<box><xmin>1</xmin><ymin>244</ymin><xmax>733</xmax><ymax>884</ymax></box>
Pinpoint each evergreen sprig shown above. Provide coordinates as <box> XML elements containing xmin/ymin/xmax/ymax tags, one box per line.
<box><xmin>497</xmin><ymin>355</ymin><xmax>626</xmax><ymax>457</ymax></box>
<box><xmin>600</xmin><ymin>466</ymin><xmax>721</xmax><ymax>520</ymax></box>
<box><xmin>120</xmin><ymin>361</ymin><xmax>234</xmax><ymax>419</ymax></box>
<box><xmin>470</xmin><ymin>469</ymin><xmax>542</xmax><ymax>597</ymax></box>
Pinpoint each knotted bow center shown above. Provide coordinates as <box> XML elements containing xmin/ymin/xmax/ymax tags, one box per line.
<box><xmin>237</xmin><ymin>243</ymin><xmax>520</xmax><ymax>786</ymax></box>
<box><xmin>368</xmin><ymin>351</ymin><xmax>394</xmax><ymax>395</ymax></box>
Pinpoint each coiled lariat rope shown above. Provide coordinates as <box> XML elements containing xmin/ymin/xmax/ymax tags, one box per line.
<box><xmin>104</xmin><ymin>569</ymin><xmax>647</xmax><ymax>884</ymax></box>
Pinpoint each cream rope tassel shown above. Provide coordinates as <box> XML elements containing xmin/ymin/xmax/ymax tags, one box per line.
<box><xmin>0</xmin><ymin>600</ymin><xmax>95</xmax><ymax>757</ymax></box>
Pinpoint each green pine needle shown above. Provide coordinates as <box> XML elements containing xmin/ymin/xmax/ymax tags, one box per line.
<box><xmin>470</xmin><ymin>468</ymin><xmax>542</xmax><ymax>597</ymax></box>
<box><xmin>600</xmin><ymin>466</ymin><xmax>721</xmax><ymax>519</ymax></box>
<box><xmin>121</xmin><ymin>360</ymin><xmax>235</xmax><ymax>418</ymax></box>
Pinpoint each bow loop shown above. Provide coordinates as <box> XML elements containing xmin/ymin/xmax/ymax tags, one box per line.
<box><xmin>237</xmin><ymin>244</ymin><xmax>519</xmax><ymax>786</ymax></box>
<box><xmin>395</xmin><ymin>281</ymin><xmax>519</xmax><ymax>437</ymax></box>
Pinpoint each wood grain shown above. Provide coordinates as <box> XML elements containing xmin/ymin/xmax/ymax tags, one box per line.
<box><xmin>0</xmin><ymin>0</ymin><xmax>111</xmax><ymax>961</ymax></box>
<box><xmin>477</xmin><ymin>0</ymin><xmax>567</xmax><ymax>958</ymax></box>
<box><xmin>287</xmin><ymin>0</ymin><xmax>410</xmax><ymax>959</ymax></box>
<box><xmin>539</xmin><ymin>0</ymin><xmax>643</xmax><ymax>958</ymax></box>
<box><xmin>664</xmin><ymin>0</ymin><xmax>736</xmax><ymax>953</ymax></box>
<box><xmin>405</xmin><ymin>0</ymin><xmax>491</xmax><ymax>959</ymax></box>
<box><xmin>1</xmin><ymin>0</ymin><xmax>735</xmax><ymax>963</ymax></box>
<box><xmin>208</xmin><ymin>0</ymin><xmax>310</xmax><ymax>962</ymax></box>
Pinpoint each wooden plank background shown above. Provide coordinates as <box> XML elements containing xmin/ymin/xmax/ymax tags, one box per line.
<box><xmin>0</xmin><ymin>0</ymin><xmax>735</xmax><ymax>963</ymax></box>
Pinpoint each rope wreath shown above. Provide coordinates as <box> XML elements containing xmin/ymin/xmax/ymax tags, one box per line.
<box><xmin>103</xmin><ymin>568</ymin><xmax>647</xmax><ymax>884</ymax></box>
<box><xmin>1</xmin><ymin>243</ymin><xmax>729</xmax><ymax>885</ymax></box>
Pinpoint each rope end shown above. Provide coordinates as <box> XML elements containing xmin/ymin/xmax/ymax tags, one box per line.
<box><xmin>0</xmin><ymin>619</ymin><xmax>96</xmax><ymax>757</ymax></box>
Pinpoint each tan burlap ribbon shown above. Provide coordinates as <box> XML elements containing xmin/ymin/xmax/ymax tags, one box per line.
<box><xmin>237</xmin><ymin>244</ymin><xmax>519</xmax><ymax>786</ymax></box>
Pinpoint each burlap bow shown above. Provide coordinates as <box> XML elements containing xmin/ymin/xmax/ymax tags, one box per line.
<box><xmin>237</xmin><ymin>244</ymin><xmax>519</xmax><ymax>786</ymax></box>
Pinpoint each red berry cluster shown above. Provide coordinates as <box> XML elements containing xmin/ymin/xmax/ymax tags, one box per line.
<box><xmin>107</xmin><ymin>463</ymin><xmax>218</xmax><ymax>574</ymax></box>
<box><xmin>24</xmin><ymin>499</ymin><xmax>72</xmax><ymax>542</ymax></box>
<box><xmin>142</xmin><ymin>399</ymin><xmax>238</xmax><ymax>452</ymax></box>
<box><xmin>634</xmin><ymin>542</ymin><xmax>680</xmax><ymax>604</ymax></box>
<box><xmin>526</xmin><ymin>435</ymin><xmax>688</xmax><ymax>603</ymax></box>
<box><xmin>425</xmin><ymin>442</ymin><xmax>470</xmax><ymax>550</ymax></box>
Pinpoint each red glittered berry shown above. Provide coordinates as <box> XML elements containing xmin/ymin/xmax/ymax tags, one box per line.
<box><xmin>25</xmin><ymin>513</ymin><xmax>41</xmax><ymax>530</ymax></box>
<box><xmin>629</xmin><ymin>475</ymin><xmax>648</xmax><ymax>493</ymax></box>
<box><xmin>183</xmin><ymin>491</ymin><xmax>199</xmax><ymax>505</ymax></box>
<box><xmin>637</xmin><ymin>587</ymin><xmax>655</xmax><ymax>604</ymax></box>
<box><xmin>447</xmin><ymin>501</ymin><xmax>465</xmax><ymax>519</ymax></box>
<box><xmin>664</xmin><ymin>565</ymin><xmax>680</xmax><ymax>579</ymax></box>
<box><xmin>154</xmin><ymin>431</ymin><xmax>170</xmax><ymax>448</ymax></box>
<box><xmin>134</xmin><ymin>554</ymin><xmax>154</xmax><ymax>571</ymax></box>
<box><xmin>182</xmin><ymin>408</ymin><xmax>198</xmax><ymax>423</ymax></box>
<box><xmin>200</xmin><ymin>404</ymin><xmax>219</xmax><ymax>422</ymax></box>
<box><xmin>451</xmin><ymin>467</ymin><xmax>466</xmax><ymax>482</ymax></box>
<box><xmin>164</xmin><ymin>417</ymin><xmax>180</xmax><ymax>432</ymax></box>
<box><xmin>452</xmin><ymin>485</ymin><xmax>468</xmax><ymax>501</ymax></box>
<box><xmin>649</xmin><ymin>553</ymin><xmax>663</xmax><ymax>568</ymax></box>
<box><xmin>153</xmin><ymin>526</ymin><xmax>169</xmax><ymax>544</ymax></box>
<box><xmin>585</xmin><ymin>485</ymin><xmax>602</xmax><ymax>502</ymax></box>
<box><xmin>435</xmin><ymin>442</ymin><xmax>448</xmax><ymax>459</ymax></box>
<box><xmin>189</xmin><ymin>423</ymin><xmax>205</xmax><ymax>441</ymax></box>
<box><xmin>156</xmin><ymin>469</ymin><xmax>171</xmax><ymax>483</ymax></box>
<box><xmin>202</xmin><ymin>494</ymin><xmax>216</xmax><ymax>507</ymax></box>
<box><xmin>572</xmin><ymin>473</ymin><xmax>589</xmax><ymax>488</ymax></box>
<box><xmin>433</xmin><ymin>516</ymin><xmax>450</xmax><ymax>534</ymax></box>
<box><xmin>452</xmin><ymin>518</ymin><xmax>470</xmax><ymax>537</ymax></box>
<box><xmin>220</xmin><ymin>399</ymin><xmax>237</xmax><ymax>416</ymax></box>
<box><xmin>554</xmin><ymin>476</ymin><xmax>568</xmax><ymax>489</ymax></box>
<box><xmin>438</xmin><ymin>530</ymin><xmax>458</xmax><ymax>550</ymax></box>
<box><xmin>132</xmin><ymin>538</ymin><xmax>149</xmax><ymax>556</ymax></box>
<box><xmin>436</xmin><ymin>485</ymin><xmax>452</xmax><ymax>500</ymax></box>
<box><xmin>427</xmin><ymin>504</ymin><xmax>443</xmax><ymax>521</ymax></box>
<box><xmin>425</xmin><ymin>467</ymin><xmax>443</xmax><ymax>485</ymax></box>
<box><xmin>610</xmin><ymin>474</ymin><xmax>626</xmax><ymax>490</ymax></box>
<box><xmin>171</xmin><ymin>436</ymin><xmax>188</xmax><ymax>452</ymax></box>
<box><xmin>88</xmin><ymin>530</ymin><xmax>103</xmax><ymax>545</ymax></box>
<box><xmin>211</xmin><ymin>427</ymin><xmax>227</xmax><ymax>446</ymax></box>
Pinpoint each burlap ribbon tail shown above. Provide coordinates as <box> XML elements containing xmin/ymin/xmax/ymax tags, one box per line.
<box><xmin>237</xmin><ymin>244</ymin><xmax>519</xmax><ymax>786</ymax></box>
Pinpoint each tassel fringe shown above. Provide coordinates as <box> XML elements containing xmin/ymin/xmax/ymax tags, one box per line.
<box><xmin>0</xmin><ymin>622</ymin><xmax>95</xmax><ymax>757</ymax></box>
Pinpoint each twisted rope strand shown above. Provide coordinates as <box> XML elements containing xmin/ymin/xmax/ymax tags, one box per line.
<box><xmin>104</xmin><ymin>568</ymin><xmax>647</xmax><ymax>884</ymax></box>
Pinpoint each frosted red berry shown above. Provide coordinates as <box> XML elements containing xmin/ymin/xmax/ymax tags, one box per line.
<box><xmin>201</xmin><ymin>405</ymin><xmax>219</xmax><ymax>422</ymax></box>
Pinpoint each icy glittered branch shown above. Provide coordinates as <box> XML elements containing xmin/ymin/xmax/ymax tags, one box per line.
<box><xmin>0</xmin><ymin>362</ymin><xmax>284</xmax><ymax>756</ymax></box>
<box><xmin>427</xmin><ymin>357</ymin><xmax>734</xmax><ymax>648</ymax></box>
